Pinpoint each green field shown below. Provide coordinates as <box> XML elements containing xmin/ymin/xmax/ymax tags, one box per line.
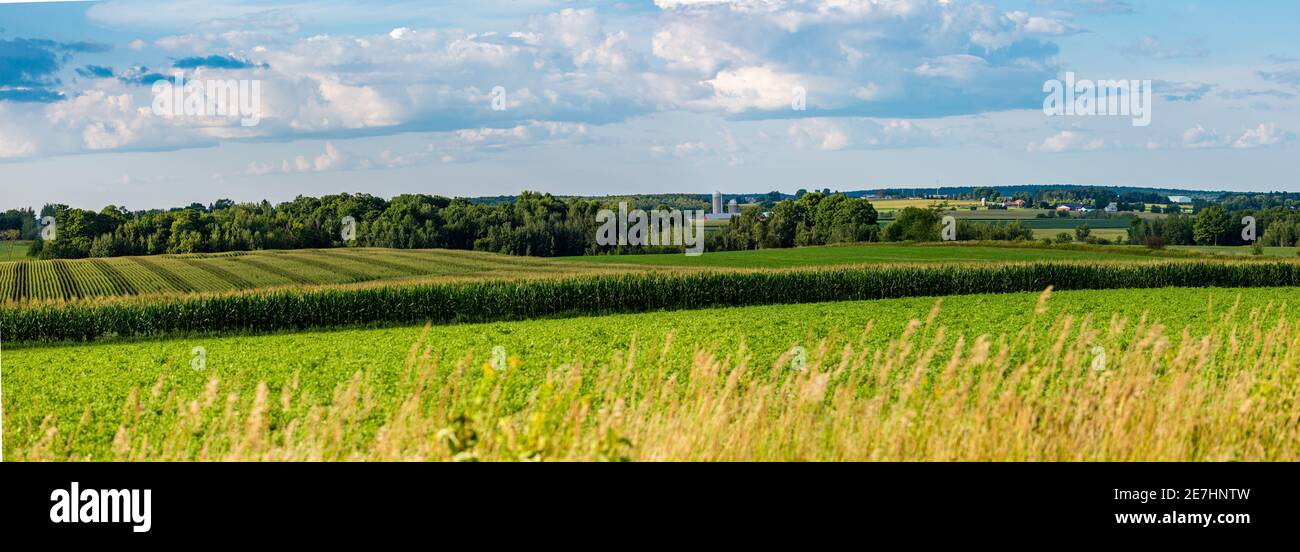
<box><xmin>0</xmin><ymin>247</ymin><xmax>642</xmax><ymax>303</ymax></box>
<box><xmin>1032</xmin><ymin>228</ymin><xmax>1128</xmax><ymax>241</ymax></box>
<box><xmin>6</xmin><ymin>285</ymin><xmax>1296</xmax><ymax>461</ymax></box>
<box><xmin>868</xmin><ymin>198</ymin><xmax>983</xmax><ymax>212</ymax></box>
<box><xmin>0</xmin><ymin>240</ymin><xmax>30</xmax><ymax>261</ymax></box>
<box><xmin>1173</xmin><ymin>245</ymin><xmax>1300</xmax><ymax>257</ymax></box>
<box><xmin>567</xmin><ymin>243</ymin><xmax>1165</xmax><ymax>268</ymax></box>
<box><xmin>2</xmin><ymin>243</ymin><xmax>1184</xmax><ymax>303</ymax></box>
<box><xmin>7</xmin><ymin>241</ymin><xmax>1299</xmax><ymax>462</ymax></box>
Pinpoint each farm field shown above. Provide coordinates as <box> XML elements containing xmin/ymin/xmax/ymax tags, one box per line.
<box><xmin>6</xmin><ymin>285</ymin><xmax>1298</xmax><ymax>461</ymax></box>
<box><xmin>16</xmin><ymin>256</ymin><xmax>1300</xmax><ymax>343</ymax></box>
<box><xmin>0</xmin><ymin>247</ymin><xmax>645</xmax><ymax>303</ymax></box>
<box><xmin>1</xmin><ymin>243</ymin><xmax>1185</xmax><ymax>303</ymax></box>
<box><xmin>867</xmin><ymin>198</ymin><xmax>983</xmax><ymax>212</ymax></box>
<box><xmin>567</xmin><ymin>243</ymin><xmax>1167</xmax><ymax>268</ymax></box>
<box><xmin>1031</xmin><ymin>228</ymin><xmax>1128</xmax><ymax>242</ymax></box>
<box><xmin>0</xmin><ymin>241</ymin><xmax>30</xmax><ymax>261</ymax></box>
<box><xmin>1173</xmin><ymin>245</ymin><xmax>1300</xmax><ymax>257</ymax></box>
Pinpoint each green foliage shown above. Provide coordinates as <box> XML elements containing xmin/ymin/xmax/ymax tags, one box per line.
<box><xmin>713</xmin><ymin>192</ymin><xmax>879</xmax><ymax>250</ymax></box>
<box><xmin>1193</xmin><ymin>206</ymin><xmax>1233</xmax><ymax>246</ymax></box>
<box><xmin>25</xmin><ymin>192</ymin><xmax>618</xmax><ymax>260</ymax></box>
<box><xmin>1075</xmin><ymin>224</ymin><xmax>1091</xmax><ymax>241</ymax></box>
<box><xmin>8</xmin><ymin>285</ymin><xmax>1300</xmax><ymax>461</ymax></box>
<box><xmin>956</xmin><ymin>220</ymin><xmax>1032</xmax><ymax>241</ymax></box>
<box><xmin>1127</xmin><ymin>215</ymin><xmax>1194</xmax><ymax>246</ymax></box>
<box><xmin>883</xmin><ymin>207</ymin><xmax>940</xmax><ymax>242</ymax></box>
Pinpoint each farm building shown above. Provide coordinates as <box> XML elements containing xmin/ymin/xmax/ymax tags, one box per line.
<box><xmin>1168</xmin><ymin>195</ymin><xmax>1192</xmax><ymax>204</ymax></box>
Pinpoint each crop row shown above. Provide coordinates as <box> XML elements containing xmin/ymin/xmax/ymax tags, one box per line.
<box><xmin>7</xmin><ymin>260</ymin><xmax>1300</xmax><ymax>343</ymax></box>
<box><xmin>0</xmin><ymin>248</ymin><xmax>585</xmax><ymax>303</ymax></box>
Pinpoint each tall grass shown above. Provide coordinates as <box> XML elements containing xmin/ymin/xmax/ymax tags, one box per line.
<box><xmin>7</xmin><ymin>260</ymin><xmax>1300</xmax><ymax>343</ymax></box>
<box><xmin>11</xmin><ymin>291</ymin><xmax>1299</xmax><ymax>461</ymax></box>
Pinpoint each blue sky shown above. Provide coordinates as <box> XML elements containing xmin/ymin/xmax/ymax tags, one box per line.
<box><xmin>1</xmin><ymin>0</ymin><xmax>1298</xmax><ymax>209</ymax></box>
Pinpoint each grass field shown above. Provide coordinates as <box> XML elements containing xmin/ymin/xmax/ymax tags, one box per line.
<box><xmin>6</xmin><ymin>285</ymin><xmax>1297</xmax><ymax>461</ymax></box>
<box><xmin>0</xmin><ymin>240</ymin><xmax>30</xmax><ymax>261</ymax></box>
<box><xmin>1032</xmin><ymin>228</ymin><xmax>1128</xmax><ymax>242</ymax></box>
<box><xmin>1173</xmin><ymin>245</ymin><xmax>1300</xmax><ymax>257</ymax></box>
<box><xmin>567</xmin><ymin>243</ymin><xmax>1162</xmax><ymax>268</ymax></box>
<box><xmin>0</xmin><ymin>247</ymin><xmax>643</xmax><ymax>303</ymax></box>
<box><xmin>868</xmin><ymin>198</ymin><xmax>983</xmax><ymax>212</ymax></box>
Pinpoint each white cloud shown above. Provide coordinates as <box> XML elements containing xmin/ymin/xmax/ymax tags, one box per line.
<box><xmin>788</xmin><ymin>119</ymin><xmax>848</xmax><ymax>151</ymax></box>
<box><xmin>1027</xmin><ymin>130</ymin><xmax>1105</xmax><ymax>153</ymax></box>
<box><xmin>1232</xmin><ymin>123</ymin><xmax>1293</xmax><ymax>149</ymax></box>
<box><xmin>1180</xmin><ymin>123</ymin><xmax>1292</xmax><ymax>149</ymax></box>
<box><xmin>1182</xmin><ymin>125</ymin><xmax>1223</xmax><ymax>149</ymax></box>
<box><xmin>1</xmin><ymin>0</ymin><xmax>1075</xmax><ymax>159</ymax></box>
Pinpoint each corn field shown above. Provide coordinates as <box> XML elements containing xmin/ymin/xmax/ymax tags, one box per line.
<box><xmin>6</xmin><ymin>260</ymin><xmax>1300</xmax><ymax>343</ymax></box>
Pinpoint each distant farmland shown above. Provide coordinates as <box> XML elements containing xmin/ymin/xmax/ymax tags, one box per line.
<box><xmin>3</xmin><ymin>243</ymin><xmax>1186</xmax><ymax>303</ymax></box>
<box><xmin>565</xmin><ymin>243</ymin><xmax>1171</xmax><ymax>268</ymax></box>
<box><xmin>0</xmin><ymin>248</ymin><xmax>642</xmax><ymax>303</ymax></box>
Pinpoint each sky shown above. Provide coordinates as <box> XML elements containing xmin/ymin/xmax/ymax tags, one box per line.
<box><xmin>0</xmin><ymin>0</ymin><xmax>1298</xmax><ymax>210</ymax></box>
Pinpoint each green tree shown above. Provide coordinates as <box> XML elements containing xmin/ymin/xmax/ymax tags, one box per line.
<box><xmin>1193</xmin><ymin>206</ymin><xmax>1232</xmax><ymax>245</ymax></box>
<box><xmin>1075</xmin><ymin>224</ymin><xmax>1091</xmax><ymax>241</ymax></box>
<box><xmin>883</xmin><ymin>207</ymin><xmax>940</xmax><ymax>242</ymax></box>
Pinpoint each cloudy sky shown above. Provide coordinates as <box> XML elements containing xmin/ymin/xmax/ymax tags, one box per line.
<box><xmin>1</xmin><ymin>0</ymin><xmax>1298</xmax><ymax>210</ymax></box>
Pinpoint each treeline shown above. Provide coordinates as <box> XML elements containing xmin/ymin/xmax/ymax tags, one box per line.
<box><xmin>20</xmin><ymin>191</ymin><xmax>882</xmax><ymax>260</ymax></box>
<box><xmin>26</xmin><ymin>192</ymin><xmax>615</xmax><ymax>259</ymax></box>
<box><xmin>0</xmin><ymin>207</ymin><xmax>39</xmax><ymax>240</ymax></box>
<box><xmin>1126</xmin><ymin>206</ymin><xmax>1300</xmax><ymax>247</ymax></box>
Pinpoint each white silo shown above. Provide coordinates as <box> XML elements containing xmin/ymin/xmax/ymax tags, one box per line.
<box><xmin>713</xmin><ymin>191</ymin><xmax>723</xmax><ymax>214</ymax></box>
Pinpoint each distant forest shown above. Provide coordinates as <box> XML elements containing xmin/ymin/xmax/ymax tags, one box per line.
<box><xmin>3</xmin><ymin>191</ymin><xmax>879</xmax><ymax>259</ymax></box>
<box><xmin>6</xmin><ymin>188</ymin><xmax>1300</xmax><ymax>260</ymax></box>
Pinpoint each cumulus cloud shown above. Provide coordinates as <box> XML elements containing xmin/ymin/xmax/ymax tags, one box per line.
<box><xmin>0</xmin><ymin>38</ymin><xmax>111</xmax><ymax>102</ymax></box>
<box><xmin>1</xmin><ymin>1</ymin><xmax>1083</xmax><ymax>159</ymax></box>
<box><xmin>1027</xmin><ymin>130</ymin><xmax>1105</xmax><ymax>153</ymax></box>
<box><xmin>1182</xmin><ymin>125</ymin><xmax>1223</xmax><ymax>149</ymax></box>
<box><xmin>1180</xmin><ymin>123</ymin><xmax>1292</xmax><ymax>149</ymax></box>
<box><xmin>1232</xmin><ymin>123</ymin><xmax>1294</xmax><ymax>149</ymax></box>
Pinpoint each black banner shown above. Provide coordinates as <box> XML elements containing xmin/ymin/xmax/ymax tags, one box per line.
<box><xmin>2</xmin><ymin>462</ymin><xmax>1290</xmax><ymax>543</ymax></box>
